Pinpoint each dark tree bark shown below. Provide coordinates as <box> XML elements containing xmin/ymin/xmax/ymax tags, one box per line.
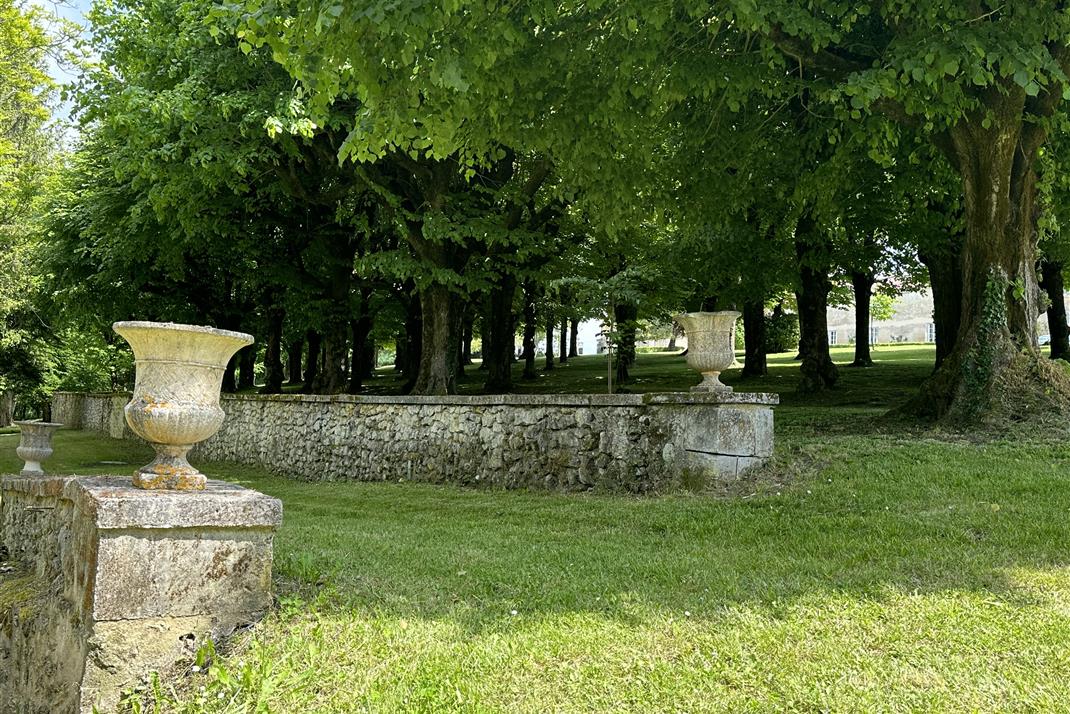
<box><xmin>919</xmin><ymin>234</ymin><xmax>964</xmax><ymax>370</ymax></box>
<box><xmin>851</xmin><ymin>271</ymin><xmax>875</xmax><ymax>367</ymax></box>
<box><xmin>237</xmin><ymin>346</ymin><xmax>256</xmax><ymax>391</ymax></box>
<box><xmin>741</xmin><ymin>299</ymin><xmax>767</xmax><ymax>378</ymax></box>
<box><xmin>545</xmin><ymin>318</ymin><xmax>555</xmax><ymax>370</ymax></box>
<box><xmin>348</xmin><ymin>316</ymin><xmax>374</xmax><ymax>396</ymax></box>
<box><xmin>413</xmin><ymin>283</ymin><xmax>463</xmax><ymax>394</ymax></box>
<box><xmin>1041</xmin><ymin>259</ymin><xmax>1069</xmax><ymax>360</ymax></box>
<box><xmin>795</xmin><ymin>230</ymin><xmax>839</xmax><ymax>393</ymax></box>
<box><xmin>613</xmin><ymin>302</ymin><xmax>638</xmax><ymax>385</ymax></box>
<box><xmin>904</xmin><ymin>75</ymin><xmax>1070</xmax><ymax>422</ymax></box>
<box><xmin>484</xmin><ymin>275</ymin><xmax>517</xmax><ymax>393</ymax></box>
<box><xmin>261</xmin><ymin>305</ymin><xmax>285</xmax><ymax>394</ymax></box>
<box><xmin>301</xmin><ymin>330</ymin><xmax>321</xmax><ymax>393</ymax></box>
<box><xmin>569</xmin><ymin>318</ymin><xmax>579</xmax><ymax>357</ymax></box>
<box><xmin>0</xmin><ymin>391</ymin><xmax>12</xmax><ymax>427</ymax></box>
<box><xmin>521</xmin><ymin>279</ymin><xmax>538</xmax><ymax>380</ymax></box>
<box><xmin>286</xmin><ymin>338</ymin><xmax>303</xmax><ymax>386</ymax></box>
<box><xmin>559</xmin><ymin>317</ymin><xmax>568</xmax><ymax>364</ymax></box>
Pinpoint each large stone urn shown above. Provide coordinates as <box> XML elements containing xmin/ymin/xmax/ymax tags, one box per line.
<box><xmin>113</xmin><ymin>321</ymin><xmax>253</xmax><ymax>490</ymax></box>
<box><xmin>13</xmin><ymin>420</ymin><xmax>63</xmax><ymax>477</ymax></box>
<box><xmin>674</xmin><ymin>311</ymin><xmax>741</xmax><ymax>394</ymax></box>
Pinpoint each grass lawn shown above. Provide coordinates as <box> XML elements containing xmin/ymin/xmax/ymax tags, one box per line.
<box><xmin>4</xmin><ymin>344</ymin><xmax>1070</xmax><ymax>712</ymax></box>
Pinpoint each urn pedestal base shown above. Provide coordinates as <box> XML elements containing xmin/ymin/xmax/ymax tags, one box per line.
<box><xmin>691</xmin><ymin>371</ymin><xmax>734</xmax><ymax>395</ymax></box>
<box><xmin>133</xmin><ymin>444</ymin><xmax>206</xmax><ymax>490</ymax></box>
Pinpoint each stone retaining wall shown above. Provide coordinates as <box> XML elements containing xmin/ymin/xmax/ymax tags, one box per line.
<box><xmin>53</xmin><ymin>391</ymin><xmax>778</xmax><ymax>493</ymax></box>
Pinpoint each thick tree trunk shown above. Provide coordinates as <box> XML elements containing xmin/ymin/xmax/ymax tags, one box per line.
<box><xmin>262</xmin><ymin>306</ymin><xmax>285</xmax><ymax>393</ymax></box>
<box><xmin>919</xmin><ymin>234</ymin><xmax>964</xmax><ymax>370</ymax></box>
<box><xmin>614</xmin><ymin>302</ymin><xmax>638</xmax><ymax>385</ymax></box>
<box><xmin>1040</xmin><ymin>259</ymin><xmax>1069</xmax><ymax>360</ymax></box>
<box><xmin>741</xmin><ymin>299</ymin><xmax>767</xmax><ymax>378</ymax></box>
<box><xmin>521</xmin><ymin>279</ymin><xmax>538</xmax><ymax>380</ymax></box>
<box><xmin>569</xmin><ymin>318</ymin><xmax>578</xmax><ymax>357</ymax></box>
<box><xmin>851</xmin><ymin>271</ymin><xmax>875</xmax><ymax>367</ymax></box>
<box><xmin>909</xmin><ymin>114</ymin><xmax>1070</xmax><ymax>423</ymax></box>
<box><xmin>301</xmin><ymin>330</ymin><xmax>321</xmax><ymax>393</ymax></box>
<box><xmin>286</xmin><ymin>338</ymin><xmax>303</xmax><ymax>386</ymax></box>
<box><xmin>413</xmin><ymin>283</ymin><xmax>462</xmax><ymax>395</ymax></box>
<box><xmin>483</xmin><ymin>275</ymin><xmax>517</xmax><ymax>393</ymax></box>
<box><xmin>795</xmin><ymin>234</ymin><xmax>839</xmax><ymax>393</ymax></box>
<box><xmin>559</xmin><ymin>317</ymin><xmax>568</xmax><ymax>364</ymax></box>
<box><xmin>545</xmin><ymin>319</ymin><xmax>555</xmax><ymax>371</ymax></box>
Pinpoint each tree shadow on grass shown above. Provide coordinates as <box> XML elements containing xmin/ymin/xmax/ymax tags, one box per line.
<box><xmin>241</xmin><ymin>432</ymin><xmax>1070</xmax><ymax>635</ymax></box>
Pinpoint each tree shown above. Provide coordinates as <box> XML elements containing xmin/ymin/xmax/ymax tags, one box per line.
<box><xmin>733</xmin><ymin>1</ymin><xmax>1070</xmax><ymax>421</ymax></box>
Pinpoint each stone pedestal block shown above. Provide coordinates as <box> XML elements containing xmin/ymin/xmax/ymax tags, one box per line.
<box><xmin>0</xmin><ymin>475</ymin><xmax>282</xmax><ymax>713</ymax></box>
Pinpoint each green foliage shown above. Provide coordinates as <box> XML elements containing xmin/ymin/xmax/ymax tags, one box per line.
<box><xmin>766</xmin><ymin>309</ymin><xmax>800</xmax><ymax>354</ymax></box>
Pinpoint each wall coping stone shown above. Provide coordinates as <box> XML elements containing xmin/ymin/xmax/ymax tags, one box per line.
<box><xmin>0</xmin><ymin>475</ymin><xmax>283</xmax><ymax>530</ymax></box>
<box><xmin>53</xmin><ymin>390</ymin><xmax>779</xmax><ymax>407</ymax></box>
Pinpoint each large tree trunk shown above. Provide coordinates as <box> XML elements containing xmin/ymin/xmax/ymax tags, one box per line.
<box><xmin>851</xmin><ymin>271</ymin><xmax>875</xmax><ymax>367</ymax></box>
<box><xmin>462</xmin><ymin>309</ymin><xmax>474</xmax><ymax>365</ymax></box>
<box><xmin>910</xmin><ymin>111</ymin><xmax>1070</xmax><ymax>423</ymax></box>
<box><xmin>545</xmin><ymin>318</ymin><xmax>555</xmax><ymax>371</ymax></box>
<box><xmin>795</xmin><ymin>232</ymin><xmax>839</xmax><ymax>393</ymax></box>
<box><xmin>569</xmin><ymin>318</ymin><xmax>579</xmax><ymax>357</ymax></box>
<box><xmin>1040</xmin><ymin>259</ymin><xmax>1069</xmax><ymax>360</ymax></box>
<box><xmin>413</xmin><ymin>283</ymin><xmax>462</xmax><ymax>395</ymax></box>
<box><xmin>483</xmin><ymin>275</ymin><xmax>517</xmax><ymax>393</ymax></box>
<box><xmin>741</xmin><ymin>299</ymin><xmax>767</xmax><ymax>378</ymax></box>
<box><xmin>262</xmin><ymin>305</ymin><xmax>285</xmax><ymax>394</ymax></box>
<box><xmin>286</xmin><ymin>338</ymin><xmax>303</xmax><ymax>386</ymax></box>
<box><xmin>614</xmin><ymin>302</ymin><xmax>638</xmax><ymax>385</ymax></box>
<box><xmin>919</xmin><ymin>234</ymin><xmax>964</xmax><ymax>370</ymax></box>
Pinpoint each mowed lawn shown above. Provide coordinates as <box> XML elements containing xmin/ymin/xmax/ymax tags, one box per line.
<box><xmin>3</xmin><ymin>345</ymin><xmax>1070</xmax><ymax>712</ymax></box>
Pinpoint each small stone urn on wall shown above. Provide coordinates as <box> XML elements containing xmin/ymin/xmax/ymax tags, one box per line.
<box><xmin>113</xmin><ymin>321</ymin><xmax>254</xmax><ymax>490</ymax></box>
<box><xmin>13</xmin><ymin>420</ymin><xmax>63</xmax><ymax>477</ymax></box>
<box><xmin>674</xmin><ymin>311</ymin><xmax>741</xmax><ymax>395</ymax></box>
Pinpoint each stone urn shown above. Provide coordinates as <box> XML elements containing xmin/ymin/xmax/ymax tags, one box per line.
<box><xmin>14</xmin><ymin>420</ymin><xmax>63</xmax><ymax>477</ymax></box>
<box><xmin>674</xmin><ymin>311</ymin><xmax>741</xmax><ymax>394</ymax></box>
<box><xmin>113</xmin><ymin>321</ymin><xmax>253</xmax><ymax>490</ymax></box>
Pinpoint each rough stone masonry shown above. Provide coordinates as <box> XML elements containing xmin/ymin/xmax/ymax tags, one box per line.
<box><xmin>53</xmin><ymin>391</ymin><xmax>778</xmax><ymax>492</ymax></box>
<box><xmin>0</xmin><ymin>475</ymin><xmax>282</xmax><ymax>713</ymax></box>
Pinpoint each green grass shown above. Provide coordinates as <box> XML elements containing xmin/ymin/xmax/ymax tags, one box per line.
<box><xmin>5</xmin><ymin>344</ymin><xmax>1070</xmax><ymax>712</ymax></box>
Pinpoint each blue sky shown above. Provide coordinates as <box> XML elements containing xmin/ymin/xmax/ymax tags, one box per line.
<box><xmin>32</xmin><ymin>0</ymin><xmax>94</xmax><ymax>125</ymax></box>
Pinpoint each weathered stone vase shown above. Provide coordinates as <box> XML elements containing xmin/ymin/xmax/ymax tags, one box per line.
<box><xmin>113</xmin><ymin>321</ymin><xmax>253</xmax><ymax>490</ymax></box>
<box><xmin>674</xmin><ymin>311</ymin><xmax>741</xmax><ymax>394</ymax></box>
<box><xmin>13</xmin><ymin>420</ymin><xmax>63</xmax><ymax>477</ymax></box>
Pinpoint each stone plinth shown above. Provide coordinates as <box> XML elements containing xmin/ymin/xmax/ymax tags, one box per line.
<box><xmin>54</xmin><ymin>391</ymin><xmax>779</xmax><ymax>493</ymax></box>
<box><xmin>0</xmin><ymin>475</ymin><xmax>282</xmax><ymax>714</ymax></box>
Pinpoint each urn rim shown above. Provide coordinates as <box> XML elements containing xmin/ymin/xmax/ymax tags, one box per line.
<box><xmin>674</xmin><ymin>310</ymin><xmax>742</xmax><ymax>322</ymax></box>
<box><xmin>112</xmin><ymin>320</ymin><xmax>254</xmax><ymax>346</ymax></box>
